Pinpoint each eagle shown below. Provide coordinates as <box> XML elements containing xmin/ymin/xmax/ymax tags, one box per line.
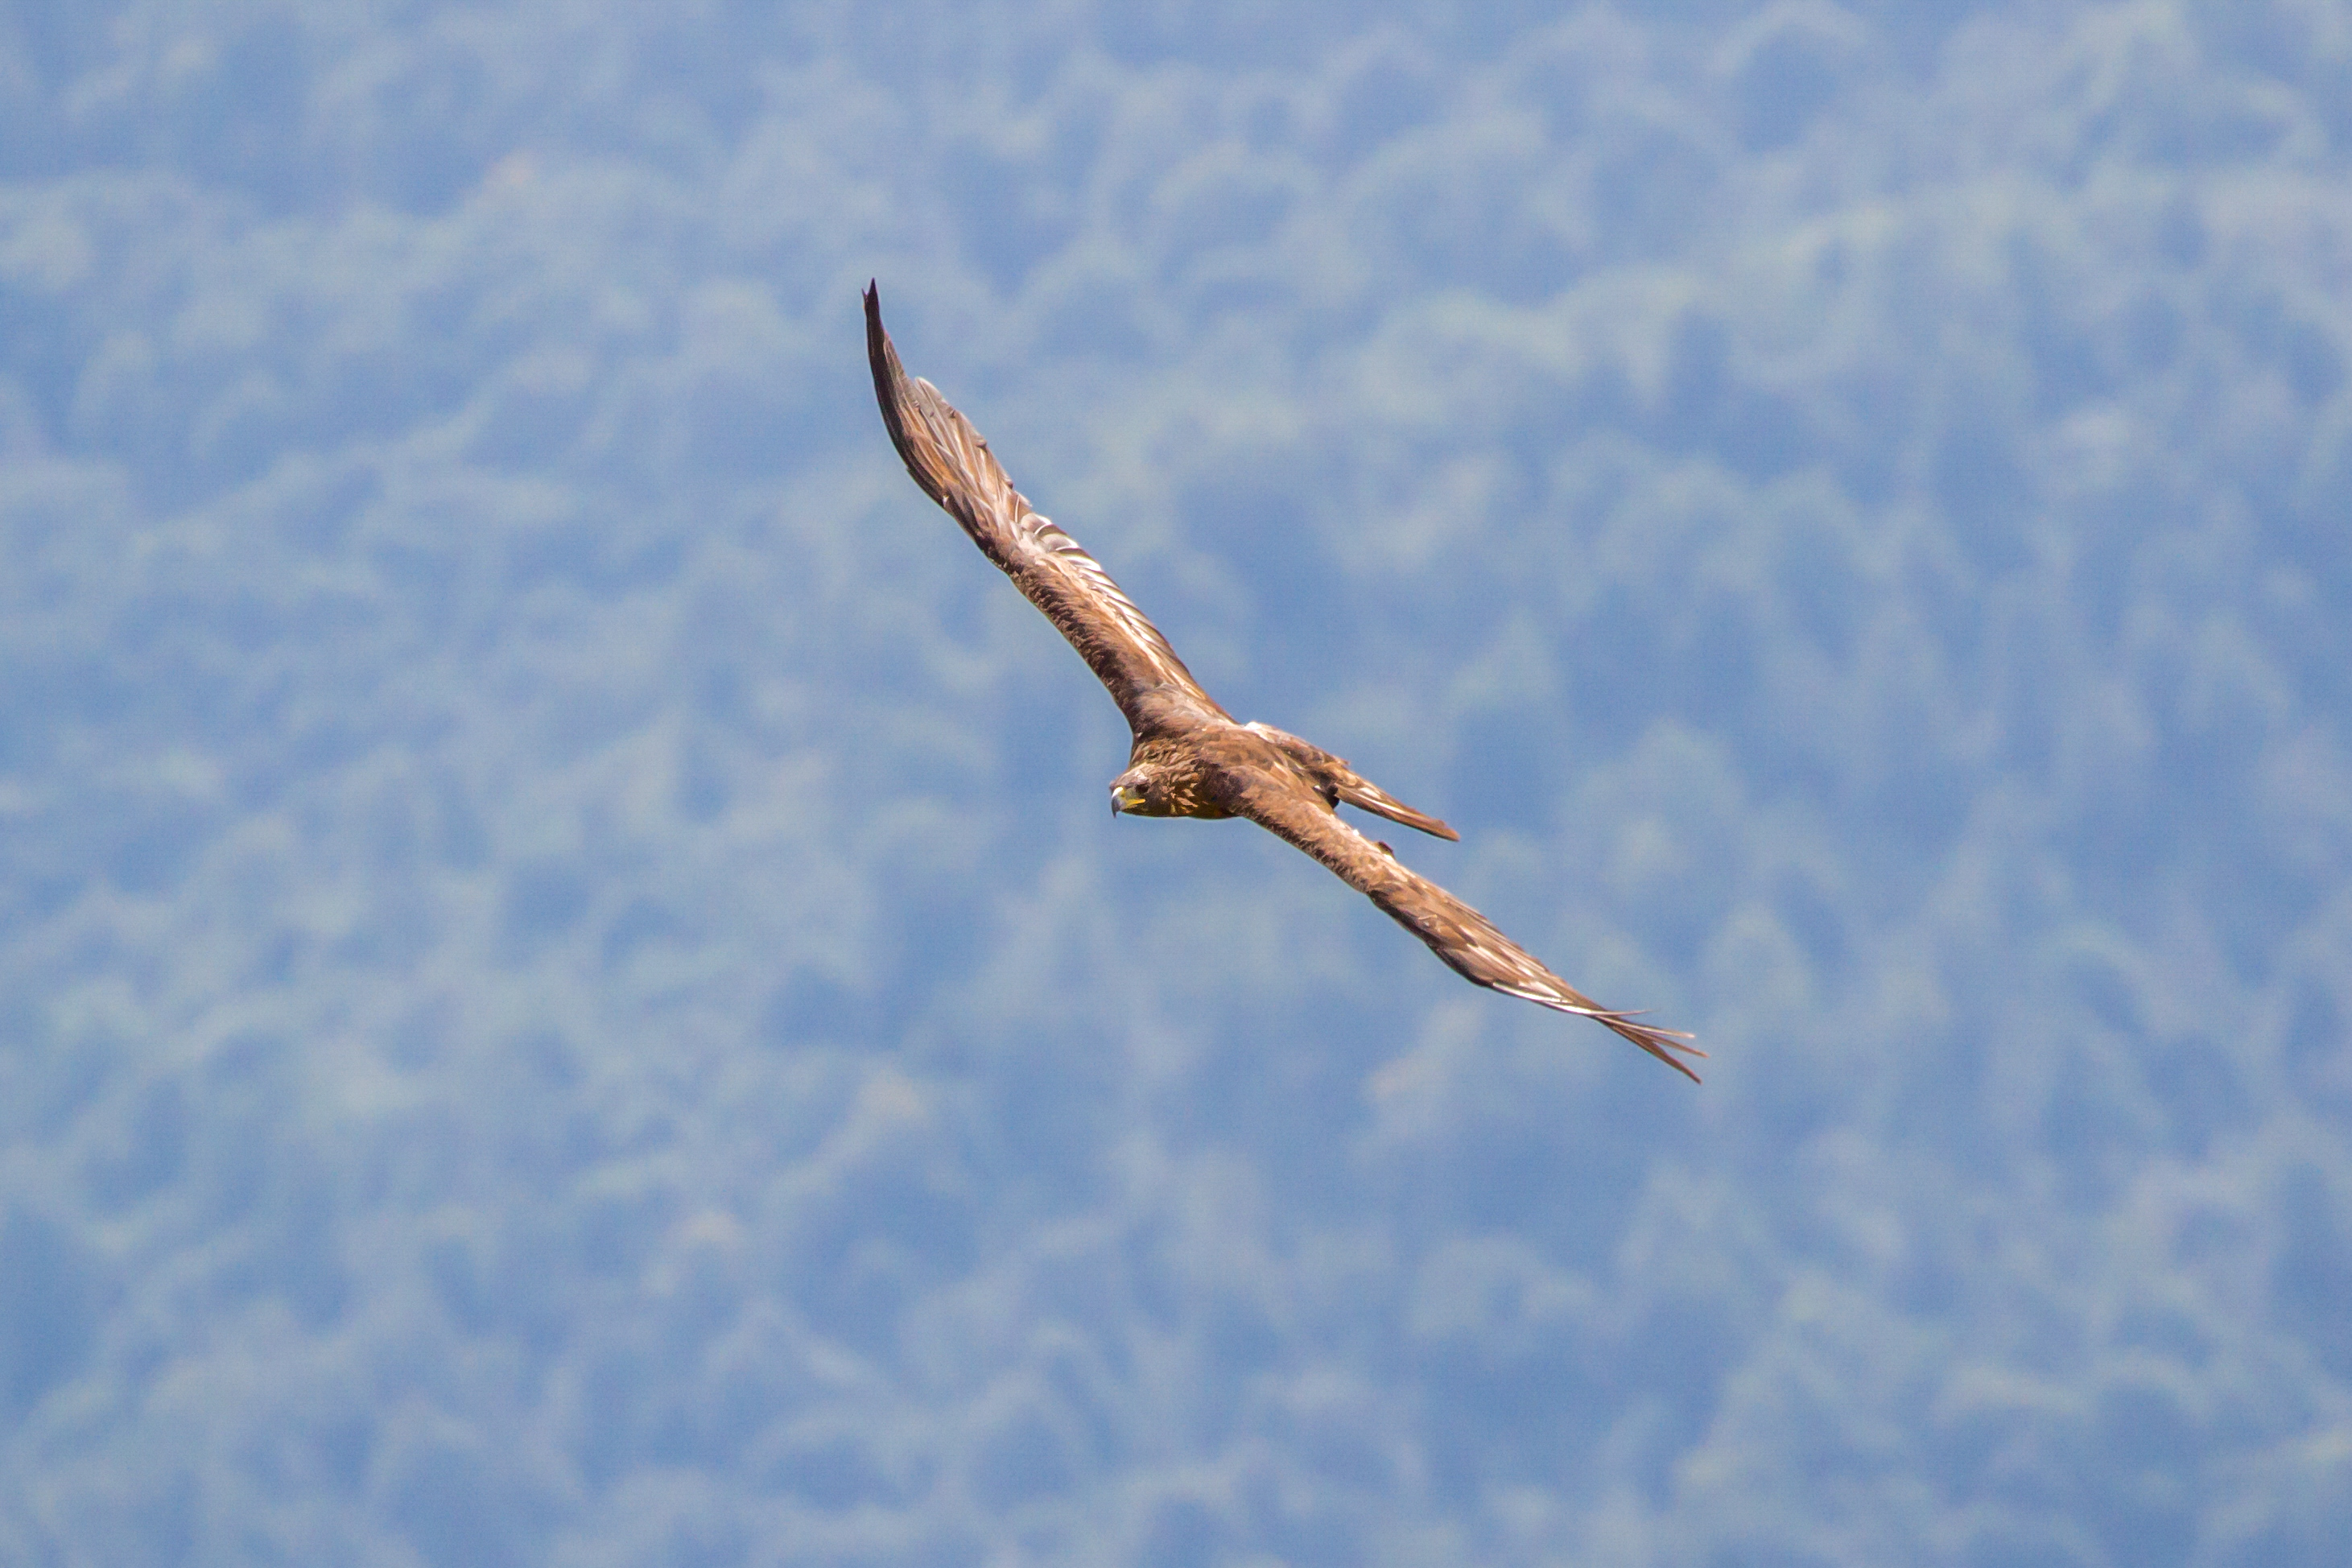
<box><xmin>864</xmin><ymin>285</ymin><xmax>1702</xmax><ymax>1080</ymax></box>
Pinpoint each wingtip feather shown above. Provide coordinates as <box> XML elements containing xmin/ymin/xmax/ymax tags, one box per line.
<box><xmin>1492</xmin><ymin>984</ymin><xmax>1705</xmax><ymax>1082</ymax></box>
<box><xmin>1614</xmin><ymin>1019</ymin><xmax>1706</xmax><ymax>1083</ymax></box>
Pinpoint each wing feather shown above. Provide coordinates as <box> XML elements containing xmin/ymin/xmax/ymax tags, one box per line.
<box><xmin>864</xmin><ymin>284</ymin><xmax>1225</xmax><ymax>734</ymax></box>
<box><xmin>1227</xmin><ymin>768</ymin><xmax>1704</xmax><ymax>1080</ymax></box>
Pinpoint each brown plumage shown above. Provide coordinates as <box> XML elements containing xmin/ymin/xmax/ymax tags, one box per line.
<box><xmin>864</xmin><ymin>283</ymin><xmax>1702</xmax><ymax>1081</ymax></box>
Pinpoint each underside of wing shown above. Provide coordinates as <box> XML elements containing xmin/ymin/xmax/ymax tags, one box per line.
<box><xmin>864</xmin><ymin>284</ymin><xmax>1226</xmax><ymax>732</ymax></box>
<box><xmin>1229</xmin><ymin>769</ymin><xmax>1704</xmax><ymax>1080</ymax></box>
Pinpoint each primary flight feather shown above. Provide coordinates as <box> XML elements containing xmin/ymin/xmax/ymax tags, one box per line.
<box><xmin>864</xmin><ymin>283</ymin><xmax>1702</xmax><ymax>1080</ymax></box>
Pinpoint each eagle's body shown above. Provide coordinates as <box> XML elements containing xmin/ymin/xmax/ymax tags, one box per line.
<box><xmin>864</xmin><ymin>283</ymin><xmax>1702</xmax><ymax>1080</ymax></box>
<box><xmin>1116</xmin><ymin>728</ymin><xmax>1247</xmax><ymax>821</ymax></box>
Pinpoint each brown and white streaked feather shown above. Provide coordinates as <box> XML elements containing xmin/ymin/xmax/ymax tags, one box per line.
<box><xmin>864</xmin><ymin>284</ymin><xmax>1227</xmax><ymax>736</ymax></box>
<box><xmin>1224</xmin><ymin>767</ymin><xmax>1705</xmax><ymax>1081</ymax></box>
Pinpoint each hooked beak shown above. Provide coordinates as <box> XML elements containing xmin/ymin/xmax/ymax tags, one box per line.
<box><xmin>1110</xmin><ymin>783</ymin><xmax>1144</xmax><ymax>815</ymax></box>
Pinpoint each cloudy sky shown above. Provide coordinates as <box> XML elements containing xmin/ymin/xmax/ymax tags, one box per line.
<box><xmin>4</xmin><ymin>2</ymin><xmax>2350</xmax><ymax>1563</ymax></box>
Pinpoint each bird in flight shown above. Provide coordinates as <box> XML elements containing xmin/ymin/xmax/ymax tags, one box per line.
<box><xmin>864</xmin><ymin>284</ymin><xmax>1701</xmax><ymax>1080</ymax></box>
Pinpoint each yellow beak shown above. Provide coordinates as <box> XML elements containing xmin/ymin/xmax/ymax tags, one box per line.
<box><xmin>1111</xmin><ymin>784</ymin><xmax>1145</xmax><ymax>813</ymax></box>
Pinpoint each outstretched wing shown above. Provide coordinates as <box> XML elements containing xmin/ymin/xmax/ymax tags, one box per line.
<box><xmin>865</xmin><ymin>284</ymin><xmax>1227</xmax><ymax>735</ymax></box>
<box><xmin>1228</xmin><ymin>767</ymin><xmax>1704</xmax><ymax>1080</ymax></box>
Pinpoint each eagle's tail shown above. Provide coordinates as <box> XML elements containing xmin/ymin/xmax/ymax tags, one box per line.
<box><xmin>1333</xmin><ymin>772</ymin><xmax>1459</xmax><ymax>842</ymax></box>
<box><xmin>1244</xmin><ymin>721</ymin><xmax>1459</xmax><ymax>842</ymax></box>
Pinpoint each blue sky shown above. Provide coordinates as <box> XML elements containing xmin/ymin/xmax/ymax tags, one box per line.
<box><xmin>3</xmin><ymin>2</ymin><xmax>2350</xmax><ymax>1563</ymax></box>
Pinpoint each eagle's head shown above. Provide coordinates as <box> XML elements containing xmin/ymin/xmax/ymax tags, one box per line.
<box><xmin>1108</xmin><ymin>765</ymin><xmax>1160</xmax><ymax>817</ymax></box>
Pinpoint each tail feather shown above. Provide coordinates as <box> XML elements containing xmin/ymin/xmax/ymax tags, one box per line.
<box><xmin>1244</xmin><ymin>721</ymin><xmax>1459</xmax><ymax>841</ymax></box>
<box><xmin>1333</xmin><ymin>774</ymin><xmax>1459</xmax><ymax>841</ymax></box>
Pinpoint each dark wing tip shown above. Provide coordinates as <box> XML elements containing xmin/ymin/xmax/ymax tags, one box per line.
<box><xmin>1613</xmin><ymin>1017</ymin><xmax>1706</xmax><ymax>1083</ymax></box>
<box><xmin>864</xmin><ymin>282</ymin><xmax>930</xmax><ymax>493</ymax></box>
